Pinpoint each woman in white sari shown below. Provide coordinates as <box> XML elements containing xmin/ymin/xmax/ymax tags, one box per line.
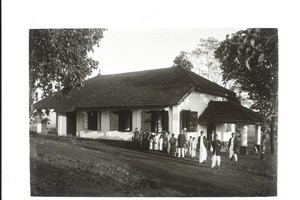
<box><xmin>198</xmin><ymin>131</ymin><xmax>207</xmax><ymax>164</ymax></box>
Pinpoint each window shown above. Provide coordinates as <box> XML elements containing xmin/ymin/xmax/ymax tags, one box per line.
<box><xmin>110</xmin><ymin>111</ymin><xmax>119</xmax><ymax>131</ymax></box>
<box><xmin>145</xmin><ymin>110</ymin><xmax>168</xmax><ymax>132</ymax></box>
<box><xmin>225</xmin><ymin>123</ymin><xmax>232</xmax><ymax>132</ymax></box>
<box><xmin>118</xmin><ymin>110</ymin><xmax>132</xmax><ymax>132</ymax></box>
<box><xmin>180</xmin><ymin>110</ymin><xmax>198</xmax><ymax>132</ymax></box>
<box><xmin>110</xmin><ymin>110</ymin><xmax>132</xmax><ymax>132</ymax></box>
<box><xmin>84</xmin><ymin>111</ymin><xmax>100</xmax><ymax>131</ymax></box>
<box><xmin>88</xmin><ymin>111</ymin><xmax>98</xmax><ymax>130</ymax></box>
<box><xmin>141</xmin><ymin>111</ymin><xmax>151</xmax><ymax>130</ymax></box>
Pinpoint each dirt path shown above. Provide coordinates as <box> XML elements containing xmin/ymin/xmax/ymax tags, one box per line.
<box><xmin>30</xmin><ymin>134</ymin><xmax>277</xmax><ymax>197</ymax></box>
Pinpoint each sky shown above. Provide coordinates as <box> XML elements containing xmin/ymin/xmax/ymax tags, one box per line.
<box><xmin>90</xmin><ymin>28</ymin><xmax>241</xmax><ymax>76</ymax></box>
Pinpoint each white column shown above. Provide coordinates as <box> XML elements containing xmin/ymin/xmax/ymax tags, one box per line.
<box><xmin>132</xmin><ymin>110</ymin><xmax>142</xmax><ymax>130</ymax></box>
<box><xmin>76</xmin><ymin>111</ymin><xmax>84</xmax><ymax>137</ymax></box>
<box><xmin>97</xmin><ymin>111</ymin><xmax>101</xmax><ymax>131</ymax></box>
<box><xmin>241</xmin><ymin>125</ymin><xmax>248</xmax><ymax>146</ymax></box>
<box><xmin>255</xmin><ymin>125</ymin><xmax>261</xmax><ymax>145</ymax></box>
<box><xmin>231</xmin><ymin>124</ymin><xmax>236</xmax><ymax>133</ymax></box>
<box><xmin>172</xmin><ymin>105</ymin><xmax>181</xmax><ymax>138</ymax></box>
<box><xmin>168</xmin><ymin>107</ymin><xmax>173</xmax><ymax>134</ymax></box>
<box><xmin>36</xmin><ymin>110</ymin><xmax>42</xmax><ymax>133</ymax></box>
<box><xmin>136</xmin><ymin>110</ymin><xmax>142</xmax><ymax>130</ymax></box>
<box><xmin>101</xmin><ymin>110</ymin><xmax>110</xmax><ymax>132</ymax></box>
<box><xmin>57</xmin><ymin>112</ymin><xmax>67</xmax><ymax>136</ymax></box>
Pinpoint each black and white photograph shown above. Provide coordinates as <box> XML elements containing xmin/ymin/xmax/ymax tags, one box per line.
<box><xmin>28</xmin><ymin>28</ymin><xmax>278</xmax><ymax>197</ymax></box>
<box><xmin>2</xmin><ymin>0</ymin><xmax>300</xmax><ymax>199</ymax></box>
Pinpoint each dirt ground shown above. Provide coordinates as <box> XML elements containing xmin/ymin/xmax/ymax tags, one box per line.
<box><xmin>30</xmin><ymin>133</ymin><xmax>277</xmax><ymax>197</ymax></box>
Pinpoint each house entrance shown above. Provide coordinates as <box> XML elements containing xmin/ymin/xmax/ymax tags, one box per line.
<box><xmin>67</xmin><ymin>111</ymin><xmax>76</xmax><ymax>136</ymax></box>
<box><xmin>207</xmin><ymin>123</ymin><xmax>216</xmax><ymax>150</ymax></box>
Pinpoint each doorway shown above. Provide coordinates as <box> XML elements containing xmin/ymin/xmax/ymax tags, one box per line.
<box><xmin>67</xmin><ymin>111</ymin><xmax>77</xmax><ymax>136</ymax></box>
<box><xmin>207</xmin><ymin>123</ymin><xmax>216</xmax><ymax>149</ymax></box>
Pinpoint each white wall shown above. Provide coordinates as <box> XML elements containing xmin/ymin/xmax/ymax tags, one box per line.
<box><xmin>73</xmin><ymin>92</ymin><xmax>228</xmax><ymax>141</ymax></box>
<box><xmin>179</xmin><ymin>92</ymin><xmax>223</xmax><ymax>139</ymax></box>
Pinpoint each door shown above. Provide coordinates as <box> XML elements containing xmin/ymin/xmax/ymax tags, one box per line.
<box><xmin>207</xmin><ymin>123</ymin><xmax>216</xmax><ymax>149</ymax></box>
<box><xmin>67</xmin><ymin>111</ymin><xmax>77</xmax><ymax>136</ymax></box>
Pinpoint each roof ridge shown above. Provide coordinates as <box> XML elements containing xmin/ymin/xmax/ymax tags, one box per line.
<box><xmin>177</xmin><ymin>66</ymin><xmax>237</xmax><ymax>98</ymax></box>
<box><xmin>176</xmin><ymin>66</ymin><xmax>198</xmax><ymax>86</ymax></box>
<box><xmin>93</xmin><ymin>67</ymin><xmax>172</xmax><ymax>77</ymax></box>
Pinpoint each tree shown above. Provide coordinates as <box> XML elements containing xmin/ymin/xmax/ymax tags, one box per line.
<box><xmin>215</xmin><ymin>28</ymin><xmax>278</xmax><ymax>154</ymax></box>
<box><xmin>172</xmin><ymin>51</ymin><xmax>194</xmax><ymax>70</ymax></box>
<box><xmin>191</xmin><ymin>37</ymin><xmax>223</xmax><ymax>85</ymax></box>
<box><xmin>29</xmin><ymin>29</ymin><xmax>106</xmax><ymax>121</ymax></box>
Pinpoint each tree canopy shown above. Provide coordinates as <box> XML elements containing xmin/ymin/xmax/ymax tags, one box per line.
<box><xmin>172</xmin><ymin>51</ymin><xmax>194</xmax><ymax>70</ymax></box>
<box><xmin>29</xmin><ymin>29</ymin><xmax>106</xmax><ymax>119</ymax></box>
<box><xmin>215</xmin><ymin>28</ymin><xmax>278</xmax><ymax>153</ymax></box>
<box><xmin>191</xmin><ymin>37</ymin><xmax>224</xmax><ymax>86</ymax></box>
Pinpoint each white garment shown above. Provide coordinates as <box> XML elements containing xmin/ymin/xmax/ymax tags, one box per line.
<box><xmin>177</xmin><ymin>147</ymin><xmax>185</xmax><ymax>158</ymax></box>
<box><xmin>149</xmin><ymin>139</ymin><xmax>153</xmax><ymax>150</ymax></box>
<box><xmin>211</xmin><ymin>154</ymin><xmax>221</xmax><ymax>168</ymax></box>
<box><xmin>229</xmin><ymin>138</ymin><xmax>238</xmax><ymax>161</ymax></box>
<box><xmin>191</xmin><ymin>140</ymin><xmax>197</xmax><ymax>158</ymax></box>
<box><xmin>199</xmin><ymin>136</ymin><xmax>207</xmax><ymax>163</ymax></box>
<box><xmin>154</xmin><ymin>137</ymin><xmax>158</xmax><ymax>150</ymax></box>
<box><xmin>167</xmin><ymin>134</ymin><xmax>171</xmax><ymax>153</ymax></box>
<box><xmin>159</xmin><ymin>138</ymin><xmax>163</xmax><ymax>151</ymax></box>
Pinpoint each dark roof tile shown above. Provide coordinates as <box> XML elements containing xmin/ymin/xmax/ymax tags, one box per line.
<box><xmin>34</xmin><ymin>67</ymin><xmax>237</xmax><ymax>112</ymax></box>
<box><xmin>198</xmin><ymin>101</ymin><xmax>263</xmax><ymax>124</ymax></box>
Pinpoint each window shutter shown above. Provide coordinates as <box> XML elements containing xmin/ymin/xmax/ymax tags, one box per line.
<box><xmin>189</xmin><ymin>111</ymin><xmax>198</xmax><ymax>132</ymax></box>
<box><xmin>162</xmin><ymin>110</ymin><xmax>169</xmax><ymax>131</ymax></box>
<box><xmin>151</xmin><ymin>112</ymin><xmax>157</xmax><ymax>132</ymax></box>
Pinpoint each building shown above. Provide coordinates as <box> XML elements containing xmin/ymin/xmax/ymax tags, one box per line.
<box><xmin>33</xmin><ymin>66</ymin><xmax>262</xmax><ymax>153</ymax></box>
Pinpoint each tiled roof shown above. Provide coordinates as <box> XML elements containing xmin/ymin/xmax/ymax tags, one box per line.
<box><xmin>34</xmin><ymin>66</ymin><xmax>237</xmax><ymax>112</ymax></box>
<box><xmin>198</xmin><ymin>101</ymin><xmax>263</xmax><ymax>124</ymax></box>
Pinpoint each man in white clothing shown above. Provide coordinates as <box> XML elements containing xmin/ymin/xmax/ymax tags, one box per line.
<box><xmin>198</xmin><ymin>131</ymin><xmax>207</xmax><ymax>164</ymax></box>
<box><xmin>191</xmin><ymin>137</ymin><xmax>197</xmax><ymax>159</ymax></box>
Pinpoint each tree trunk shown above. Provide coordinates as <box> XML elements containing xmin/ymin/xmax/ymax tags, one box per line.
<box><xmin>29</xmin><ymin>86</ymin><xmax>35</xmax><ymax>118</ymax></box>
<box><xmin>270</xmin><ymin>116</ymin><xmax>276</xmax><ymax>154</ymax></box>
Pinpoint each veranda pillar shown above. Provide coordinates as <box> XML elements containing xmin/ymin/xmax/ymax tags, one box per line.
<box><xmin>132</xmin><ymin>110</ymin><xmax>142</xmax><ymax>130</ymax></box>
<box><xmin>36</xmin><ymin>110</ymin><xmax>42</xmax><ymax>134</ymax></box>
<box><xmin>254</xmin><ymin>125</ymin><xmax>261</xmax><ymax>153</ymax></box>
<box><xmin>76</xmin><ymin>111</ymin><xmax>85</xmax><ymax>137</ymax></box>
<box><xmin>171</xmin><ymin>105</ymin><xmax>180</xmax><ymax>137</ymax></box>
<box><xmin>240</xmin><ymin>125</ymin><xmax>248</xmax><ymax>155</ymax></box>
<box><xmin>57</xmin><ymin>112</ymin><xmax>67</xmax><ymax>136</ymax></box>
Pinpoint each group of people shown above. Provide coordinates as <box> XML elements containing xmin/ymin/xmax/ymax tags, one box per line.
<box><xmin>132</xmin><ymin>128</ymin><xmax>169</xmax><ymax>153</ymax></box>
<box><xmin>132</xmin><ymin>127</ymin><xmax>240</xmax><ymax>169</ymax></box>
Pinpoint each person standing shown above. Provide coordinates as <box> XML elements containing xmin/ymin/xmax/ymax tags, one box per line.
<box><xmin>162</xmin><ymin>131</ymin><xmax>168</xmax><ymax>153</ymax></box>
<box><xmin>132</xmin><ymin>128</ymin><xmax>139</xmax><ymax>149</ymax></box>
<box><xmin>138</xmin><ymin>129</ymin><xmax>144</xmax><ymax>149</ymax></box>
<box><xmin>169</xmin><ymin>133</ymin><xmax>177</xmax><ymax>157</ymax></box>
<box><xmin>191</xmin><ymin>137</ymin><xmax>197</xmax><ymax>159</ymax></box>
<box><xmin>228</xmin><ymin>132</ymin><xmax>238</xmax><ymax>165</ymax></box>
<box><xmin>178</xmin><ymin>129</ymin><xmax>187</xmax><ymax>158</ymax></box>
<box><xmin>149</xmin><ymin>132</ymin><xmax>155</xmax><ymax>152</ymax></box>
<box><xmin>159</xmin><ymin>134</ymin><xmax>163</xmax><ymax>152</ymax></box>
<box><xmin>153</xmin><ymin>133</ymin><xmax>159</xmax><ymax>152</ymax></box>
<box><xmin>198</xmin><ymin>131</ymin><xmax>208</xmax><ymax>164</ymax></box>
<box><xmin>188</xmin><ymin>136</ymin><xmax>193</xmax><ymax>158</ymax></box>
<box><xmin>167</xmin><ymin>131</ymin><xmax>172</xmax><ymax>154</ymax></box>
<box><xmin>211</xmin><ymin>134</ymin><xmax>222</xmax><ymax>169</ymax></box>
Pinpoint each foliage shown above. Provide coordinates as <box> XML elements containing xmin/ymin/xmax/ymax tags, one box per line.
<box><xmin>215</xmin><ymin>28</ymin><xmax>278</xmax><ymax>152</ymax></box>
<box><xmin>191</xmin><ymin>37</ymin><xmax>224</xmax><ymax>85</ymax></box>
<box><xmin>172</xmin><ymin>51</ymin><xmax>194</xmax><ymax>70</ymax></box>
<box><xmin>29</xmin><ymin>29</ymin><xmax>106</xmax><ymax>119</ymax></box>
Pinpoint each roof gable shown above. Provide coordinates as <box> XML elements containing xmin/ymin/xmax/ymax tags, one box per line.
<box><xmin>198</xmin><ymin>101</ymin><xmax>263</xmax><ymax>124</ymax></box>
